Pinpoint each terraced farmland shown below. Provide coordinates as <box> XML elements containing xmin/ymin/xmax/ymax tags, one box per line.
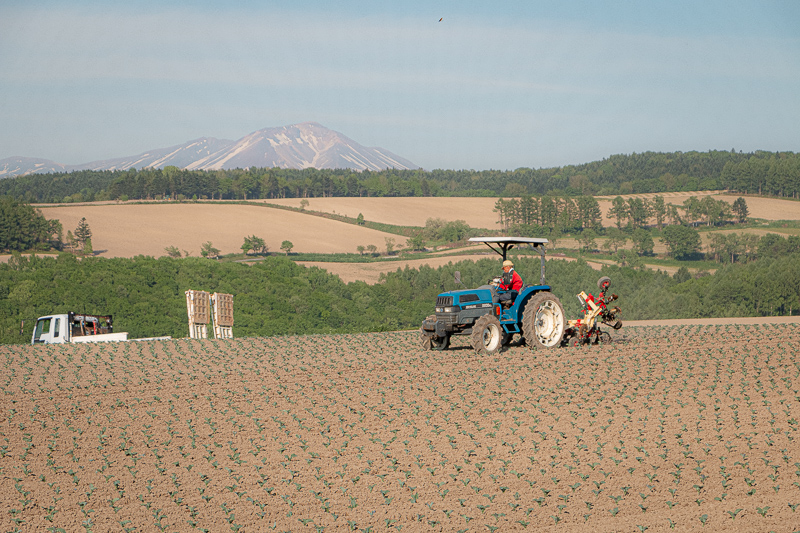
<box><xmin>2</xmin><ymin>323</ymin><xmax>800</xmax><ymax>531</ymax></box>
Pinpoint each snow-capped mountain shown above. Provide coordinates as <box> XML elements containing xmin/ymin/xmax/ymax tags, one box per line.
<box><xmin>80</xmin><ymin>137</ymin><xmax>236</xmax><ymax>172</ymax></box>
<box><xmin>0</xmin><ymin>157</ymin><xmax>69</xmax><ymax>177</ymax></box>
<box><xmin>0</xmin><ymin>122</ymin><xmax>419</xmax><ymax>178</ymax></box>
<box><xmin>187</xmin><ymin>122</ymin><xmax>417</xmax><ymax>171</ymax></box>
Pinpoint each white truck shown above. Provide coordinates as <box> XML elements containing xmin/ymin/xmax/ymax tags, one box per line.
<box><xmin>31</xmin><ymin>313</ymin><xmax>170</xmax><ymax>344</ymax></box>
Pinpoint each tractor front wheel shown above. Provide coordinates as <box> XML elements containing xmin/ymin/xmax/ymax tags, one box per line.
<box><xmin>420</xmin><ymin>331</ymin><xmax>450</xmax><ymax>351</ymax></box>
<box><xmin>471</xmin><ymin>315</ymin><xmax>503</xmax><ymax>355</ymax></box>
<box><xmin>431</xmin><ymin>334</ymin><xmax>450</xmax><ymax>351</ymax></box>
<box><xmin>522</xmin><ymin>292</ymin><xmax>566</xmax><ymax>349</ymax></box>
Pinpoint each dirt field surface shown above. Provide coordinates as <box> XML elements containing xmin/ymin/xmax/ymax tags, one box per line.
<box><xmin>26</xmin><ymin>195</ymin><xmax>800</xmax><ymax>261</ymax></box>
<box><xmin>36</xmin><ymin>203</ymin><xmax>398</xmax><ymax>257</ymax></box>
<box><xmin>268</xmin><ymin>193</ymin><xmax>800</xmax><ymax>232</ymax></box>
<box><xmin>298</xmin><ymin>254</ymin><xmax>672</xmax><ymax>285</ymax></box>
<box><xmin>3</xmin><ymin>320</ymin><xmax>800</xmax><ymax>532</ymax></box>
<box><xmin>297</xmin><ymin>254</ymin><xmax>495</xmax><ymax>284</ymax></box>
<box><xmin>263</xmin><ymin>198</ymin><xmax>504</xmax><ymax>229</ymax></box>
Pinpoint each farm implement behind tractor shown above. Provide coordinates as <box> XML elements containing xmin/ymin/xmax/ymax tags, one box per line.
<box><xmin>561</xmin><ymin>276</ymin><xmax>623</xmax><ymax>347</ymax></box>
<box><xmin>419</xmin><ymin>237</ymin><xmax>624</xmax><ymax>354</ymax></box>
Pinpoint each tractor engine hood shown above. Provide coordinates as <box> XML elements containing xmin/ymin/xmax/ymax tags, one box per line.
<box><xmin>435</xmin><ymin>287</ymin><xmax>496</xmax><ymax>312</ymax></box>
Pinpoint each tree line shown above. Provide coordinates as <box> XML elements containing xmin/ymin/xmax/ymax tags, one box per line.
<box><xmin>2</xmin><ymin>251</ymin><xmax>799</xmax><ymax>344</ymax></box>
<box><xmin>3</xmin><ymin>150</ymin><xmax>800</xmax><ymax>203</ymax></box>
<box><xmin>494</xmin><ymin>196</ymin><xmax>603</xmax><ymax>233</ymax></box>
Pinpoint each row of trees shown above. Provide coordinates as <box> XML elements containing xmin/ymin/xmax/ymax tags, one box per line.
<box><xmin>606</xmin><ymin>195</ymin><xmax>748</xmax><ymax>230</ymax></box>
<box><xmin>721</xmin><ymin>154</ymin><xmax>800</xmax><ymax>197</ymax></box>
<box><xmin>494</xmin><ymin>195</ymin><xmax>749</xmax><ymax>236</ymax></box>
<box><xmin>4</xmin><ymin>151</ymin><xmax>800</xmax><ymax>203</ymax></box>
<box><xmin>163</xmin><ymin>236</ymin><xmax>294</xmax><ymax>259</ymax></box>
<box><xmin>3</xmin><ymin>250</ymin><xmax>800</xmax><ymax>344</ymax></box>
<box><xmin>601</xmin><ymin>225</ymin><xmax>798</xmax><ymax>265</ymax></box>
<box><xmin>494</xmin><ymin>196</ymin><xmax>603</xmax><ymax>232</ymax></box>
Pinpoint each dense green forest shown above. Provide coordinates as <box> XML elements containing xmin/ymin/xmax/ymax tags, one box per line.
<box><xmin>2</xmin><ymin>251</ymin><xmax>799</xmax><ymax>344</ymax></box>
<box><xmin>0</xmin><ymin>197</ymin><xmax>62</xmax><ymax>251</ymax></box>
<box><xmin>2</xmin><ymin>150</ymin><xmax>800</xmax><ymax>202</ymax></box>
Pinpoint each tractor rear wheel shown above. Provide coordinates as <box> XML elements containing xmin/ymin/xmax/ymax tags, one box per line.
<box><xmin>522</xmin><ymin>292</ymin><xmax>566</xmax><ymax>349</ymax></box>
<box><xmin>471</xmin><ymin>315</ymin><xmax>503</xmax><ymax>355</ymax></box>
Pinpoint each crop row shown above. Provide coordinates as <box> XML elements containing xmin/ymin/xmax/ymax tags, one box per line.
<box><xmin>0</xmin><ymin>323</ymin><xmax>799</xmax><ymax>531</ymax></box>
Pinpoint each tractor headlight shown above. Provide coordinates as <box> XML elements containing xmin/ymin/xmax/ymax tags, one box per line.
<box><xmin>436</xmin><ymin>306</ymin><xmax>459</xmax><ymax>313</ymax></box>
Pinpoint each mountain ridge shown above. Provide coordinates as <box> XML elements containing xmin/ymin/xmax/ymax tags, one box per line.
<box><xmin>0</xmin><ymin>122</ymin><xmax>418</xmax><ymax>179</ymax></box>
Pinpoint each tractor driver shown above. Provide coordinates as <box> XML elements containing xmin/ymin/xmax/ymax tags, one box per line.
<box><xmin>497</xmin><ymin>259</ymin><xmax>523</xmax><ymax>307</ymax></box>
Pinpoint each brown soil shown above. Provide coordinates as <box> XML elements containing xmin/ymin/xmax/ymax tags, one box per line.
<box><xmin>36</xmin><ymin>203</ymin><xmax>399</xmax><ymax>257</ymax></box>
<box><xmin>262</xmin><ymin>197</ymin><xmax>504</xmax><ymax>229</ymax></box>
<box><xmin>21</xmin><ymin>195</ymin><xmax>800</xmax><ymax>262</ymax></box>
<box><xmin>298</xmin><ymin>254</ymin><xmax>495</xmax><ymax>284</ymax></box>
<box><xmin>2</xmin><ymin>320</ymin><xmax>800</xmax><ymax>532</ymax></box>
<box><xmin>267</xmin><ymin>192</ymin><xmax>800</xmax><ymax>230</ymax></box>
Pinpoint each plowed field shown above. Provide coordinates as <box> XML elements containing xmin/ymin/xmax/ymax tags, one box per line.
<box><xmin>2</xmin><ymin>323</ymin><xmax>800</xmax><ymax>531</ymax></box>
<box><xmin>35</xmin><ymin>203</ymin><xmax>398</xmax><ymax>258</ymax></box>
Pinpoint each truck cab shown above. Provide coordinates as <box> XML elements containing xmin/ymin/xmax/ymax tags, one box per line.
<box><xmin>31</xmin><ymin>313</ymin><xmax>128</xmax><ymax>344</ymax></box>
<box><xmin>32</xmin><ymin>315</ymin><xmax>66</xmax><ymax>344</ymax></box>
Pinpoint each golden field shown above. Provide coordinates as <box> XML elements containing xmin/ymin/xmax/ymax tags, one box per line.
<box><xmin>0</xmin><ymin>194</ymin><xmax>794</xmax><ymax>283</ymax></box>
<box><xmin>35</xmin><ymin>203</ymin><xmax>398</xmax><ymax>258</ymax></box>
<box><xmin>267</xmin><ymin>192</ymin><xmax>800</xmax><ymax>230</ymax></box>
<box><xmin>30</xmin><ymin>194</ymin><xmax>800</xmax><ymax>261</ymax></box>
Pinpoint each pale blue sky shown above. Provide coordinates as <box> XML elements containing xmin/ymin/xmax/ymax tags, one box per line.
<box><xmin>1</xmin><ymin>0</ymin><xmax>798</xmax><ymax>170</ymax></box>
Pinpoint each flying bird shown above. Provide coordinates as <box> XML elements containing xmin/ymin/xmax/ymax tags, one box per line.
<box><xmin>439</xmin><ymin>17</ymin><xmax>443</xmax><ymax>22</ymax></box>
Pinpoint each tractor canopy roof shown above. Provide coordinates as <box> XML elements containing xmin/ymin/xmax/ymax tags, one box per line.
<box><xmin>469</xmin><ymin>237</ymin><xmax>549</xmax><ymax>246</ymax></box>
<box><xmin>469</xmin><ymin>236</ymin><xmax>549</xmax><ymax>261</ymax></box>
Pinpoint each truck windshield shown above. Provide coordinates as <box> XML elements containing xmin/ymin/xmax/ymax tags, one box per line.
<box><xmin>33</xmin><ymin>318</ymin><xmax>51</xmax><ymax>343</ymax></box>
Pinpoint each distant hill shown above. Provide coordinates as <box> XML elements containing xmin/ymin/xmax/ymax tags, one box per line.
<box><xmin>0</xmin><ymin>122</ymin><xmax>419</xmax><ymax>179</ymax></box>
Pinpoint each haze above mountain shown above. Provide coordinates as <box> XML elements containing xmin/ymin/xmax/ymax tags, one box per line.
<box><xmin>0</xmin><ymin>122</ymin><xmax>419</xmax><ymax>179</ymax></box>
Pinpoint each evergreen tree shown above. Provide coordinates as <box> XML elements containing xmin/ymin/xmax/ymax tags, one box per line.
<box><xmin>607</xmin><ymin>196</ymin><xmax>627</xmax><ymax>229</ymax></box>
<box><xmin>732</xmin><ymin>197</ymin><xmax>749</xmax><ymax>223</ymax></box>
<box><xmin>650</xmin><ymin>195</ymin><xmax>667</xmax><ymax>229</ymax></box>
<box><xmin>74</xmin><ymin>217</ymin><xmax>92</xmax><ymax>249</ymax></box>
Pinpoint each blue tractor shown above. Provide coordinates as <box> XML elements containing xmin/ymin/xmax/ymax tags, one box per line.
<box><xmin>420</xmin><ymin>237</ymin><xmax>566</xmax><ymax>354</ymax></box>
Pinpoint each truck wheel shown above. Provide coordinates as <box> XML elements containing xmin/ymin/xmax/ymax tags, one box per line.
<box><xmin>471</xmin><ymin>315</ymin><xmax>503</xmax><ymax>355</ymax></box>
<box><xmin>522</xmin><ymin>292</ymin><xmax>566</xmax><ymax>349</ymax></box>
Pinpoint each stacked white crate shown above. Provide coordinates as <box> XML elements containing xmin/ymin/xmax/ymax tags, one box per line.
<box><xmin>212</xmin><ymin>292</ymin><xmax>234</xmax><ymax>339</ymax></box>
<box><xmin>185</xmin><ymin>290</ymin><xmax>210</xmax><ymax>339</ymax></box>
